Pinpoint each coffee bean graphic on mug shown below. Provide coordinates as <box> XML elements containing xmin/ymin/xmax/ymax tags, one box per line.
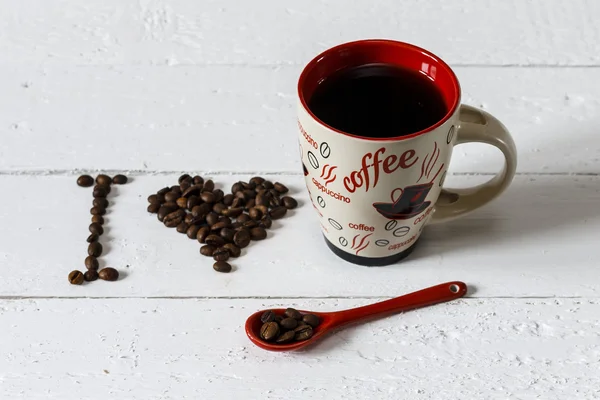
<box><xmin>297</xmin><ymin>40</ymin><xmax>517</xmax><ymax>265</ymax></box>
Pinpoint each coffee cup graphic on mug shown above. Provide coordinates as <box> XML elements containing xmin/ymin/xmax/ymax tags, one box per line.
<box><xmin>297</xmin><ymin>40</ymin><xmax>517</xmax><ymax>266</ymax></box>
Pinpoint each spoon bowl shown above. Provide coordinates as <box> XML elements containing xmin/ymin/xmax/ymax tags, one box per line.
<box><xmin>246</xmin><ymin>281</ymin><xmax>467</xmax><ymax>352</ymax></box>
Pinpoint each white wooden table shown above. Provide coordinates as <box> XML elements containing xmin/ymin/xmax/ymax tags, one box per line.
<box><xmin>2</xmin><ymin>1</ymin><xmax>600</xmax><ymax>398</ymax></box>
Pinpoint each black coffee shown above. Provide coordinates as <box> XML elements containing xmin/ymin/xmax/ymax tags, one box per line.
<box><xmin>308</xmin><ymin>63</ymin><xmax>447</xmax><ymax>138</ymax></box>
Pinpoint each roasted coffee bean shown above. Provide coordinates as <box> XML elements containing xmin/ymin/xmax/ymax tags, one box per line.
<box><xmin>206</xmin><ymin>212</ymin><xmax>219</xmax><ymax>226</ymax></box>
<box><xmin>181</xmin><ymin>184</ymin><xmax>202</xmax><ymax>198</ymax></box>
<box><xmin>147</xmin><ymin>194</ymin><xmax>162</xmax><ymax>204</ymax></box>
<box><xmin>84</xmin><ymin>270</ymin><xmax>99</xmax><ymax>282</ymax></box>
<box><xmin>164</xmin><ymin>191</ymin><xmax>179</xmax><ymax>203</ymax></box>
<box><xmin>90</xmin><ymin>206</ymin><xmax>106</xmax><ymax>216</ymax></box>
<box><xmin>96</xmin><ymin>174</ymin><xmax>112</xmax><ymax>186</ymax></box>
<box><xmin>259</xmin><ymin>216</ymin><xmax>273</xmax><ymax>229</ymax></box>
<box><xmin>236</xmin><ymin>213</ymin><xmax>250</xmax><ymax>223</ymax></box>
<box><xmin>157</xmin><ymin>204</ymin><xmax>178</xmax><ymax>222</ymax></box>
<box><xmin>200</xmin><ymin>191</ymin><xmax>216</xmax><ymax>203</ymax></box>
<box><xmin>179</xmin><ymin>174</ymin><xmax>192</xmax><ymax>184</ymax></box>
<box><xmin>99</xmin><ymin>267</ymin><xmax>119</xmax><ymax>281</ymax></box>
<box><xmin>213</xmin><ymin>261</ymin><xmax>232</xmax><ymax>273</ymax></box>
<box><xmin>255</xmin><ymin>193</ymin><xmax>268</xmax><ymax>207</ymax></box>
<box><xmin>285</xmin><ymin>308</ymin><xmax>302</xmax><ymax>320</ymax></box>
<box><xmin>212</xmin><ymin>189</ymin><xmax>224</xmax><ymax>203</ymax></box>
<box><xmin>88</xmin><ymin>242</ymin><xmax>103</xmax><ymax>257</ymax></box>
<box><xmin>260</xmin><ymin>322</ymin><xmax>280</xmax><ymax>341</ymax></box>
<box><xmin>200</xmin><ymin>245</ymin><xmax>216</xmax><ymax>257</ymax></box>
<box><xmin>245</xmin><ymin>199</ymin><xmax>257</xmax><ymax>211</ymax></box>
<box><xmin>222</xmin><ymin>243</ymin><xmax>241</xmax><ymax>257</ymax></box>
<box><xmin>233</xmin><ymin>229</ymin><xmax>251</xmax><ymax>248</ymax></box>
<box><xmin>243</xmin><ymin>189</ymin><xmax>256</xmax><ymax>200</ymax></box>
<box><xmin>274</xmin><ymin>315</ymin><xmax>283</xmax><ymax>323</ymax></box>
<box><xmin>255</xmin><ymin>205</ymin><xmax>269</xmax><ymax>215</ymax></box>
<box><xmin>281</xmin><ymin>196</ymin><xmax>298</xmax><ymax>209</ymax></box>
<box><xmin>250</xmin><ymin>227</ymin><xmax>267</xmax><ymax>240</ymax></box>
<box><xmin>94</xmin><ymin>198</ymin><xmax>109</xmax><ymax>208</ymax></box>
<box><xmin>222</xmin><ymin>207</ymin><xmax>243</xmax><ymax>218</ymax></box>
<box><xmin>211</xmin><ymin>221</ymin><xmax>230</xmax><ymax>231</ymax></box>
<box><xmin>231</xmin><ymin>182</ymin><xmax>244</xmax><ymax>194</ymax></box>
<box><xmin>276</xmin><ymin>331</ymin><xmax>296</xmax><ymax>344</ymax></box>
<box><xmin>68</xmin><ymin>270</ymin><xmax>84</xmax><ymax>285</ymax></box>
<box><xmin>261</xmin><ymin>310</ymin><xmax>276</xmax><ymax>323</ymax></box>
<box><xmin>220</xmin><ymin>228</ymin><xmax>236</xmax><ymax>243</ymax></box>
<box><xmin>175</xmin><ymin>197</ymin><xmax>187</xmax><ymax>208</ymax></box>
<box><xmin>193</xmin><ymin>175</ymin><xmax>204</xmax><ymax>184</ymax></box>
<box><xmin>184</xmin><ymin>213</ymin><xmax>194</xmax><ymax>224</ymax></box>
<box><xmin>87</xmin><ymin>233</ymin><xmax>99</xmax><ymax>243</ymax></box>
<box><xmin>205</xmin><ymin>234</ymin><xmax>225</xmax><ymax>247</ymax></box>
<box><xmin>294</xmin><ymin>325</ymin><xmax>313</xmax><ymax>341</ymax></box>
<box><xmin>222</xmin><ymin>194</ymin><xmax>234</xmax><ymax>206</ymax></box>
<box><xmin>235</xmin><ymin>190</ymin><xmax>248</xmax><ymax>201</ymax></box>
<box><xmin>213</xmin><ymin>202</ymin><xmax>227</xmax><ymax>215</ymax></box>
<box><xmin>255</xmin><ymin>186</ymin><xmax>267</xmax><ymax>194</ymax></box>
<box><xmin>243</xmin><ymin>220</ymin><xmax>259</xmax><ymax>229</ymax></box>
<box><xmin>170</xmin><ymin>185</ymin><xmax>182</xmax><ymax>195</ymax></box>
<box><xmin>85</xmin><ymin>256</ymin><xmax>99</xmax><ymax>270</ymax></box>
<box><xmin>93</xmin><ymin>186</ymin><xmax>108</xmax><ymax>198</ymax></box>
<box><xmin>270</xmin><ymin>206</ymin><xmax>287</xmax><ymax>220</ymax></box>
<box><xmin>249</xmin><ymin>207</ymin><xmax>263</xmax><ymax>220</ymax></box>
<box><xmin>187</xmin><ymin>195</ymin><xmax>200</xmax><ymax>210</ymax></box>
<box><xmin>189</xmin><ymin>216</ymin><xmax>204</xmax><ymax>226</ymax></box>
<box><xmin>164</xmin><ymin>209</ymin><xmax>185</xmax><ymax>228</ymax></box>
<box><xmin>77</xmin><ymin>175</ymin><xmax>94</xmax><ymax>187</ymax></box>
<box><xmin>89</xmin><ymin>222</ymin><xmax>104</xmax><ymax>235</ymax></box>
<box><xmin>176</xmin><ymin>222</ymin><xmax>189</xmax><ymax>233</ymax></box>
<box><xmin>186</xmin><ymin>224</ymin><xmax>201</xmax><ymax>239</ymax></box>
<box><xmin>280</xmin><ymin>317</ymin><xmax>298</xmax><ymax>330</ymax></box>
<box><xmin>273</xmin><ymin>182</ymin><xmax>289</xmax><ymax>194</ymax></box>
<box><xmin>157</xmin><ymin>186</ymin><xmax>171</xmax><ymax>196</ymax></box>
<box><xmin>269</xmin><ymin>196</ymin><xmax>280</xmax><ymax>209</ymax></box>
<box><xmin>302</xmin><ymin>314</ymin><xmax>321</xmax><ymax>328</ymax></box>
<box><xmin>231</xmin><ymin>197</ymin><xmax>245</xmax><ymax>208</ymax></box>
<box><xmin>213</xmin><ymin>248</ymin><xmax>230</xmax><ymax>262</ymax></box>
<box><xmin>179</xmin><ymin>180</ymin><xmax>191</xmax><ymax>192</ymax></box>
<box><xmin>203</xmin><ymin>179</ymin><xmax>215</xmax><ymax>193</ymax></box>
<box><xmin>192</xmin><ymin>203</ymin><xmax>211</xmax><ymax>218</ymax></box>
<box><xmin>231</xmin><ymin>222</ymin><xmax>242</xmax><ymax>230</ymax></box>
<box><xmin>296</xmin><ymin>321</ymin><xmax>309</xmax><ymax>328</ymax></box>
<box><xmin>91</xmin><ymin>215</ymin><xmax>105</xmax><ymax>225</ymax></box>
<box><xmin>263</xmin><ymin>180</ymin><xmax>274</xmax><ymax>190</ymax></box>
<box><xmin>95</xmin><ymin>184</ymin><xmax>111</xmax><ymax>196</ymax></box>
<box><xmin>249</xmin><ymin>176</ymin><xmax>265</xmax><ymax>186</ymax></box>
<box><xmin>112</xmin><ymin>174</ymin><xmax>128</xmax><ymax>185</ymax></box>
<box><xmin>147</xmin><ymin>203</ymin><xmax>160</xmax><ymax>213</ymax></box>
<box><xmin>196</xmin><ymin>226</ymin><xmax>211</xmax><ymax>243</ymax></box>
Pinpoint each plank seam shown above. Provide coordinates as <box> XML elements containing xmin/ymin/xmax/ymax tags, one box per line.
<box><xmin>0</xmin><ymin>296</ymin><xmax>596</xmax><ymax>300</ymax></box>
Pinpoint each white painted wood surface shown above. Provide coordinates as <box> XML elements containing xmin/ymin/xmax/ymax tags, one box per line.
<box><xmin>1</xmin><ymin>1</ymin><xmax>599</xmax><ymax>398</ymax></box>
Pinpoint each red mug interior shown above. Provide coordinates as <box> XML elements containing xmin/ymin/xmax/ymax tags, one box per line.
<box><xmin>298</xmin><ymin>39</ymin><xmax>461</xmax><ymax>141</ymax></box>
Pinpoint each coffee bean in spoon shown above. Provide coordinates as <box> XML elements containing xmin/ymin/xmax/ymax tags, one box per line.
<box><xmin>276</xmin><ymin>331</ymin><xmax>295</xmax><ymax>344</ymax></box>
<box><xmin>261</xmin><ymin>310</ymin><xmax>276</xmax><ymax>323</ymax></box>
<box><xmin>284</xmin><ymin>308</ymin><xmax>302</xmax><ymax>320</ymax></box>
<box><xmin>260</xmin><ymin>322</ymin><xmax>280</xmax><ymax>341</ymax></box>
<box><xmin>302</xmin><ymin>314</ymin><xmax>321</xmax><ymax>328</ymax></box>
<box><xmin>294</xmin><ymin>325</ymin><xmax>313</xmax><ymax>341</ymax></box>
<box><xmin>280</xmin><ymin>317</ymin><xmax>298</xmax><ymax>330</ymax></box>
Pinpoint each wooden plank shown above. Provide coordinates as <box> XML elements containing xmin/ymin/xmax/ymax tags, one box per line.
<box><xmin>0</xmin><ymin>0</ymin><xmax>598</xmax><ymax>66</ymax></box>
<box><xmin>1</xmin><ymin>66</ymin><xmax>599</xmax><ymax>174</ymax></box>
<box><xmin>0</xmin><ymin>174</ymin><xmax>598</xmax><ymax>298</ymax></box>
<box><xmin>1</xmin><ymin>298</ymin><xmax>599</xmax><ymax>399</ymax></box>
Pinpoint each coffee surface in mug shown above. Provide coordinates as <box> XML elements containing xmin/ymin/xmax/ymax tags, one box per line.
<box><xmin>307</xmin><ymin>63</ymin><xmax>448</xmax><ymax>138</ymax></box>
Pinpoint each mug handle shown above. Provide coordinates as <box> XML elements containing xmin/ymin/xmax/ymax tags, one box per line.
<box><xmin>430</xmin><ymin>105</ymin><xmax>517</xmax><ymax>224</ymax></box>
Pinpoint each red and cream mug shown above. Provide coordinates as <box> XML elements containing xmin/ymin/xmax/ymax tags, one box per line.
<box><xmin>297</xmin><ymin>40</ymin><xmax>517</xmax><ymax>266</ymax></box>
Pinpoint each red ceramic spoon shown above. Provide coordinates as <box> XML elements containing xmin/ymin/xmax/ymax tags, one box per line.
<box><xmin>246</xmin><ymin>281</ymin><xmax>467</xmax><ymax>352</ymax></box>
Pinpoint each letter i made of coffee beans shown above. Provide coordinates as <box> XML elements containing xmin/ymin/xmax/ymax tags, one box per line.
<box><xmin>70</xmin><ymin>174</ymin><xmax>128</xmax><ymax>285</ymax></box>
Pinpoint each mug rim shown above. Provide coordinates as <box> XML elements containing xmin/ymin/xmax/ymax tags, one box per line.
<box><xmin>297</xmin><ymin>39</ymin><xmax>461</xmax><ymax>142</ymax></box>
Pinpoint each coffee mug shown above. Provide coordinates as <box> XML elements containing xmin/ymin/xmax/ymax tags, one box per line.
<box><xmin>296</xmin><ymin>39</ymin><xmax>517</xmax><ymax>266</ymax></box>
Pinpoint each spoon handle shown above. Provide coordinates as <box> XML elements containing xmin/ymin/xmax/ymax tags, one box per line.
<box><xmin>329</xmin><ymin>281</ymin><xmax>467</xmax><ymax>328</ymax></box>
